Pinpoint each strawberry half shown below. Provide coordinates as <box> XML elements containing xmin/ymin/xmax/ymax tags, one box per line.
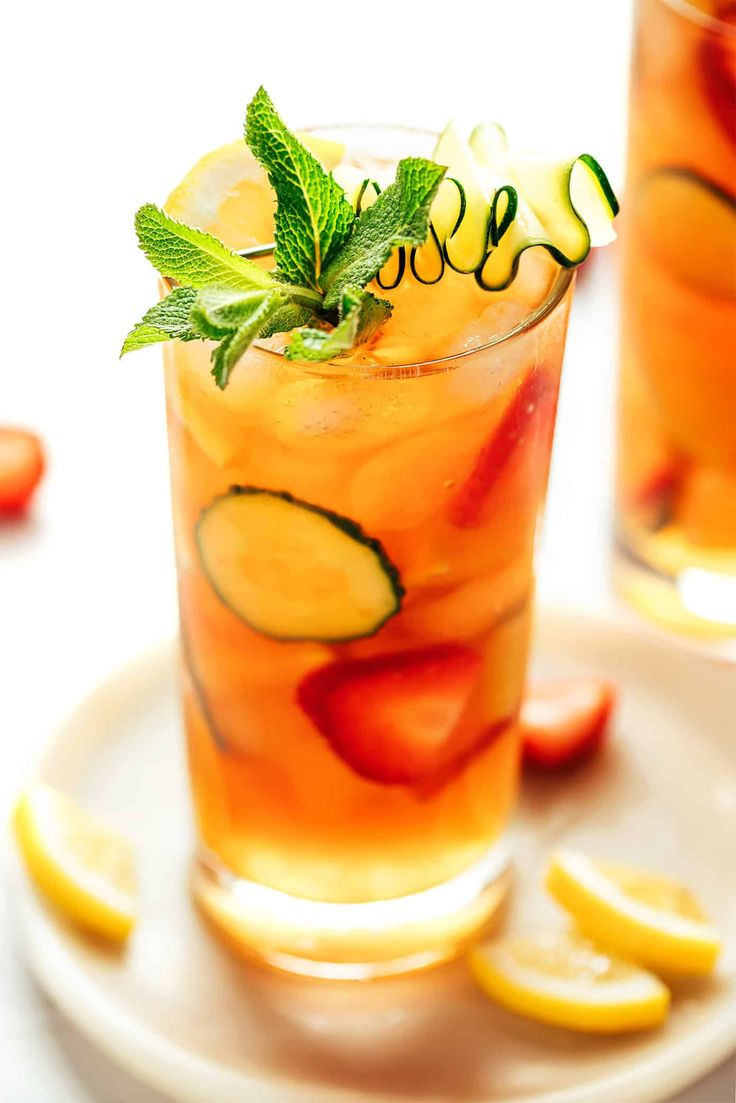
<box><xmin>0</xmin><ymin>428</ymin><xmax>45</xmax><ymax>515</ymax></box>
<box><xmin>297</xmin><ymin>644</ymin><xmax>482</xmax><ymax>785</ymax></box>
<box><xmin>521</xmin><ymin>677</ymin><xmax>616</xmax><ymax>772</ymax></box>
<box><xmin>701</xmin><ymin>4</ymin><xmax>736</xmax><ymax>145</ymax></box>
<box><xmin>626</xmin><ymin>459</ymin><xmax>683</xmax><ymax>528</ymax></box>
<box><xmin>449</xmin><ymin>369</ymin><xmax>557</xmax><ymax>529</ymax></box>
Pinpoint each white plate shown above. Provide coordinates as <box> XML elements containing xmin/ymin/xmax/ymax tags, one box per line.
<box><xmin>13</xmin><ymin>608</ymin><xmax>736</xmax><ymax>1103</ymax></box>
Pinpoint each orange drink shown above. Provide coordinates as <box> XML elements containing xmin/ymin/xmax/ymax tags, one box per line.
<box><xmin>615</xmin><ymin>0</ymin><xmax>736</xmax><ymax>634</ymax></box>
<box><xmin>123</xmin><ymin>93</ymin><xmax>616</xmax><ymax>976</ymax></box>
<box><xmin>164</xmin><ymin>130</ymin><xmax>572</xmax><ymax>976</ymax></box>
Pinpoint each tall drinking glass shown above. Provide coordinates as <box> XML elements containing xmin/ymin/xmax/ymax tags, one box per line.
<box><xmin>615</xmin><ymin>0</ymin><xmax>736</xmax><ymax>636</ymax></box>
<box><xmin>163</xmin><ymin>125</ymin><xmax>574</xmax><ymax>978</ymax></box>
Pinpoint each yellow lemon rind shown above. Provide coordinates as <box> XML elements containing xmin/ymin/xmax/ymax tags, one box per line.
<box><xmin>547</xmin><ymin>850</ymin><xmax>721</xmax><ymax>976</ymax></box>
<box><xmin>469</xmin><ymin>941</ymin><xmax>670</xmax><ymax>1034</ymax></box>
<box><xmin>13</xmin><ymin>785</ymin><xmax>135</xmax><ymax>943</ymax></box>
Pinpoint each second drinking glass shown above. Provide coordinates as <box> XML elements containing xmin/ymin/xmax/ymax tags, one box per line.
<box><xmin>616</xmin><ymin>0</ymin><xmax>736</xmax><ymax>636</ymax></box>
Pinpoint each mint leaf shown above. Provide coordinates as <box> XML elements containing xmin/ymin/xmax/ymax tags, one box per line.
<box><xmin>190</xmin><ymin>286</ymin><xmax>285</xmax><ymax>336</ymax></box>
<box><xmin>285</xmin><ymin>287</ymin><xmax>391</xmax><ymax>363</ymax></box>
<box><xmin>126</xmin><ymin>92</ymin><xmax>448</xmax><ymax>384</ymax></box>
<box><xmin>193</xmin><ymin>288</ymin><xmax>285</xmax><ymax>388</ymax></box>
<box><xmin>245</xmin><ymin>87</ymin><xmax>354</xmax><ymax>291</ymax></box>
<box><xmin>135</xmin><ymin>204</ymin><xmax>279</xmax><ymax>292</ymax></box>
<box><xmin>322</xmin><ymin>158</ymin><xmax>446</xmax><ymax>309</ymax></box>
<box><xmin>121</xmin><ymin>287</ymin><xmax>201</xmax><ymax>354</ymax></box>
<box><xmin>259</xmin><ymin>302</ymin><xmax>314</xmax><ymax>337</ymax></box>
<box><xmin>352</xmin><ymin>289</ymin><xmax>393</xmax><ymax>345</ymax></box>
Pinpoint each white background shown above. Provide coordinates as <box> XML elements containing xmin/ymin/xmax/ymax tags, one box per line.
<box><xmin>1</xmin><ymin>0</ymin><xmax>733</xmax><ymax>1099</ymax></box>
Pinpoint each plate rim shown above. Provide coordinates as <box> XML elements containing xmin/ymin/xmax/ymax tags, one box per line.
<box><xmin>16</xmin><ymin>605</ymin><xmax>736</xmax><ymax>1103</ymax></box>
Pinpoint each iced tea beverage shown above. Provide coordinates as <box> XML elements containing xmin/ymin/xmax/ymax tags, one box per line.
<box><xmin>616</xmin><ymin>0</ymin><xmax>736</xmax><ymax>634</ymax></box>
<box><xmin>123</xmin><ymin>91</ymin><xmax>616</xmax><ymax>975</ymax></box>
<box><xmin>166</xmin><ymin>144</ymin><xmax>572</xmax><ymax>976</ymax></box>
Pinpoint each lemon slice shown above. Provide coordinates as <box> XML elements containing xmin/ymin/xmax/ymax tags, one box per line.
<box><xmin>469</xmin><ymin>932</ymin><xmax>669</xmax><ymax>1034</ymax></box>
<box><xmin>547</xmin><ymin>850</ymin><xmax>721</xmax><ymax>976</ymax></box>
<box><xmin>165</xmin><ymin>134</ymin><xmax>344</xmax><ymax>241</ymax></box>
<box><xmin>14</xmin><ymin>782</ymin><xmax>136</xmax><ymax>941</ymax></box>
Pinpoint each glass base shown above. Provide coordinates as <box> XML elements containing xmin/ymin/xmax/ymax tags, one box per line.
<box><xmin>613</xmin><ymin>533</ymin><xmax>736</xmax><ymax>641</ymax></box>
<box><xmin>192</xmin><ymin>835</ymin><xmax>513</xmax><ymax>980</ymax></box>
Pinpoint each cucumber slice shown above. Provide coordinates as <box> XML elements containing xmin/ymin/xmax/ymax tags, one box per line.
<box><xmin>356</xmin><ymin>178</ymin><xmax>381</xmax><ymax>213</ymax></box>
<box><xmin>477</xmin><ymin>153</ymin><xmax>618</xmax><ymax>289</ymax></box>
<box><xmin>634</xmin><ymin>169</ymin><xmax>736</xmax><ymax>298</ymax></box>
<box><xmin>510</xmin><ymin>152</ymin><xmax>618</xmax><ymax>257</ymax></box>
<box><xmin>475</xmin><ymin>194</ymin><xmax>548</xmax><ymax>290</ymax></box>
<box><xmin>410</xmin><ymin>223</ymin><xmax>445</xmax><ymax>285</ymax></box>
<box><xmin>430</xmin><ymin>176</ymin><xmax>464</xmax><ymax>242</ymax></box>
<box><xmin>332</xmin><ymin>165</ymin><xmax>380</xmax><ymax>212</ymax></box>
<box><xmin>196</xmin><ymin>488</ymin><xmax>404</xmax><ymax>642</ymax></box>
<box><xmin>432</xmin><ymin>123</ymin><xmax>493</xmax><ymax>272</ymax></box>
<box><xmin>376</xmin><ymin>246</ymin><xmax>406</xmax><ymax>290</ymax></box>
<box><xmin>329</xmin><ymin>124</ymin><xmax>618</xmax><ymax>294</ymax></box>
<box><xmin>469</xmin><ymin>122</ymin><xmax>509</xmax><ymax>171</ymax></box>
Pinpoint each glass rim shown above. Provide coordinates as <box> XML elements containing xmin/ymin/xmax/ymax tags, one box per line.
<box><xmin>165</xmin><ymin>252</ymin><xmax>574</xmax><ymax>382</ymax></box>
<box><xmin>271</xmin><ymin>122</ymin><xmax>574</xmax><ymax>377</ymax></box>
<box><xmin>660</xmin><ymin>0</ymin><xmax>736</xmax><ymax>35</ymax></box>
<box><xmin>249</xmin><ymin>265</ymin><xmax>574</xmax><ymax>379</ymax></box>
<box><xmin>166</xmin><ymin>120</ymin><xmax>576</xmax><ymax>379</ymax></box>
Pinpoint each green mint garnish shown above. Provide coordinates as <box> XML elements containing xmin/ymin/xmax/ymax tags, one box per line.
<box><xmin>321</xmin><ymin>158</ymin><xmax>447</xmax><ymax>309</ymax></box>
<box><xmin>258</xmin><ymin>302</ymin><xmax>314</xmax><ymax>338</ymax></box>
<box><xmin>133</xmin><ymin>205</ymin><xmax>279</xmax><ymax>292</ymax></box>
<box><xmin>122</xmin><ymin>287</ymin><xmax>200</xmax><ymax>354</ymax></box>
<box><xmin>193</xmin><ymin>288</ymin><xmax>287</xmax><ymax>388</ymax></box>
<box><xmin>245</xmin><ymin>87</ymin><xmax>354</xmax><ymax>291</ymax></box>
<box><xmin>285</xmin><ymin>288</ymin><xmax>391</xmax><ymax>362</ymax></box>
<box><xmin>123</xmin><ymin>88</ymin><xmax>446</xmax><ymax>384</ymax></box>
<box><xmin>190</xmin><ymin>287</ymin><xmax>285</xmax><ymax>337</ymax></box>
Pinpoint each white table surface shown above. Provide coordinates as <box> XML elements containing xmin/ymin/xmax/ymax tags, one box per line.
<box><xmin>2</xmin><ymin>0</ymin><xmax>734</xmax><ymax>1099</ymax></box>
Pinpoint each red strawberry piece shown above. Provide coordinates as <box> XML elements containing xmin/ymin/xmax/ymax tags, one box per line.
<box><xmin>521</xmin><ymin>677</ymin><xmax>616</xmax><ymax>772</ymax></box>
<box><xmin>413</xmin><ymin>714</ymin><xmax>514</xmax><ymax>800</ymax></box>
<box><xmin>626</xmin><ymin>459</ymin><xmax>684</xmax><ymax>531</ymax></box>
<box><xmin>449</xmin><ymin>369</ymin><xmax>557</xmax><ymax>529</ymax></box>
<box><xmin>0</xmin><ymin>428</ymin><xmax>45</xmax><ymax>515</ymax></box>
<box><xmin>297</xmin><ymin>644</ymin><xmax>482</xmax><ymax>785</ymax></box>
<box><xmin>701</xmin><ymin>4</ymin><xmax>736</xmax><ymax>145</ymax></box>
<box><xmin>629</xmin><ymin>461</ymin><xmax>682</xmax><ymax>512</ymax></box>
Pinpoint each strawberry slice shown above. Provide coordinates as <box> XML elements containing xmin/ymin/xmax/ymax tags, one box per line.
<box><xmin>0</xmin><ymin>428</ymin><xmax>45</xmax><ymax>515</ymax></box>
<box><xmin>297</xmin><ymin>644</ymin><xmax>482</xmax><ymax>785</ymax></box>
<box><xmin>449</xmin><ymin>369</ymin><xmax>557</xmax><ymax>529</ymax></box>
<box><xmin>626</xmin><ymin>459</ymin><xmax>683</xmax><ymax>528</ymax></box>
<box><xmin>521</xmin><ymin>677</ymin><xmax>616</xmax><ymax>771</ymax></box>
<box><xmin>630</xmin><ymin>463</ymin><xmax>681</xmax><ymax>512</ymax></box>
<box><xmin>701</xmin><ymin>4</ymin><xmax>736</xmax><ymax>145</ymax></box>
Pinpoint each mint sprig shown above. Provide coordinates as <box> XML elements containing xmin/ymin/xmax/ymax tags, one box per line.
<box><xmin>285</xmin><ymin>288</ymin><xmax>391</xmax><ymax>362</ymax></box>
<box><xmin>134</xmin><ymin>205</ymin><xmax>279</xmax><ymax>293</ymax></box>
<box><xmin>190</xmin><ymin>287</ymin><xmax>286</xmax><ymax>336</ymax></box>
<box><xmin>322</xmin><ymin>159</ymin><xmax>447</xmax><ymax>309</ymax></box>
<box><xmin>123</xmin><ymin>88</ymin><xmax>446</xmax><ymax>384</ymax></box>
<box><xmin>193</xmin><ymin>288</ymin><xmax>287</xmax><ymax>388</ymax></box>
<box><xmin>122</xmin><ymin>287</ymin><xmax>200</xmax><ymax>354</ymax></box>
<box><xmin>245</xmin><ymin>87</ymin><xmax>354</xmax><ymax>291</ymax></box>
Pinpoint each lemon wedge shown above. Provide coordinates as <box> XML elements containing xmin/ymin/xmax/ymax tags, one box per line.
<box><xmin>14</xmin><ymin>782</ymin><xmax>136</xmax><ymax>941</ymax></box>
<box><xmin>469</xmin><ymin>931</ymin><xmax>669</xmax><ymax>1033</ymax></box>
<box><xmin>547</xmin><ymin>849</ymin><xmax>721</xmax><ymax>976</ymax></box>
